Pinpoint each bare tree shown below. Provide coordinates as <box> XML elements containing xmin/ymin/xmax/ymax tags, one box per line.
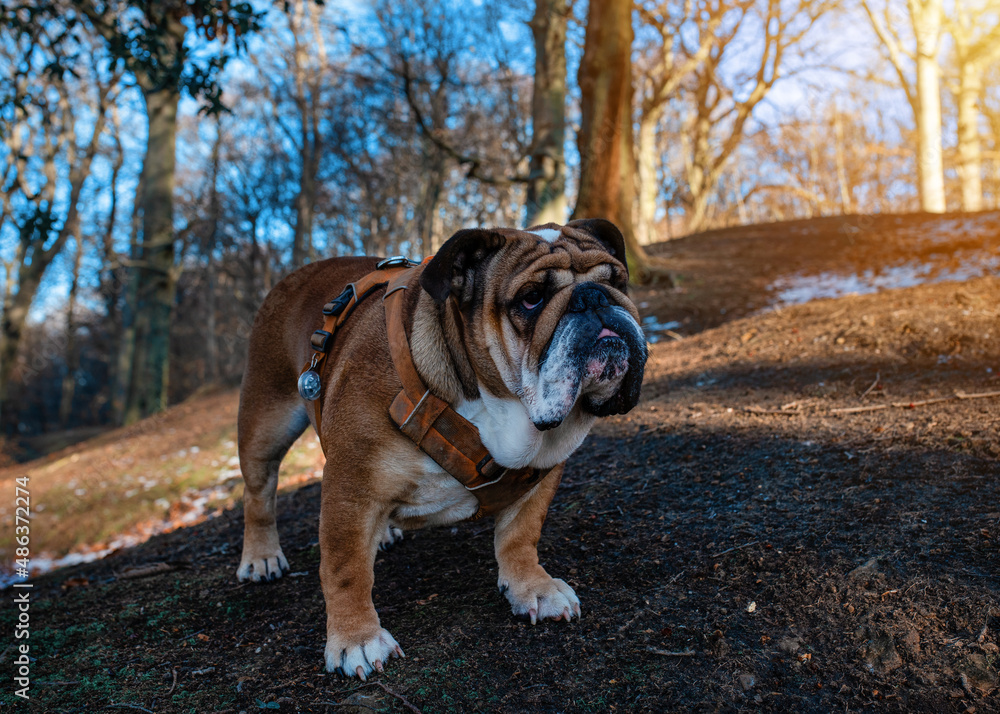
<box><xmin>58</xmin><ymin>237</ymin><xmax>85</xmax><ymax>426</ymax></box>
<box><xmin>862</xmin><ymin>0</ymin><xmax>946</xmax><ymax>213</ymax></box>
<box><xmin>946</xmin><ymin>0</ymin><xmax>1000</xmax><ymax>212</ymax></box>
<box><xmin>676</xmin><ymin>0</ymin><xmax>831</xmax><ymax>233</ymax></box>
<box><xmin>0</xmin><ymin>27</ymin><xmax>118</xmax><ymax>427</ymax></box>
<box><xmin>526</xmin><ymin>0</ymin><xmax>569</xmax><ymax>226</ymax></box>
<box><xmin>634</xmin><ymin>0</ymin><xmax>731</xmax><ymax>244</ymax></box>
<box><xmin>573</xmin><ymin>0</ymin><xmax>664</xmax><ymax>281</ymax></box>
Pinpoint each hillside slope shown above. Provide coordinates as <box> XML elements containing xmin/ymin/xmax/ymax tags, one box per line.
<box><xmin>2</xmin><ymin>212</ymin><xmax>999</xmax><ymax>712</ymax></box>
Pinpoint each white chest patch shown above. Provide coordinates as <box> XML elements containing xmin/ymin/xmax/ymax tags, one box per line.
<box><xmin>385</xmin><ymin>394</ymin><xmax>593</xmax><ymax>528</ymax></box>
<box><xmin>531</xmin><ymin>228</ymin><xmax>562</xmax><ymax>244</ymax></box>
<box><xmin>456</xmin><ymin>392</ymin><xmax>595</xmax><ymax>470</ymax></box>
<box><xmin>393</xmin><ymin>463</ymin><xmax>480</xmax><ymax>525</ymax></box>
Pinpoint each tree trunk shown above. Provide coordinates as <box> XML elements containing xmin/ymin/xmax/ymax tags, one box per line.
<box><xmin>572</xmin><ymin>0</ymin><xmax>651</xmax><ymax>279</ymax></box>
<box><xmin>59</xmin><ymin>238</ymin><xmax>84</xmax><ymax>427</ymax></box>
<box><xmin>290</xmin><ymin>0</ymin><xmax>323</xmax><ymax>268</ymax></box>
<box><xmin>834</xmin><ymin>109</ymin><xmax>853</xmax><ymax>213</ymax></box>
<box><xmin>636</xmin><ymin>107</ymin><xmax>663</xmax><ymax>245</ymax></box>
<box><xmin>682</xmin><ymin>103</ymin><xmax>714</xmax><ymax>233</ymax></box>
<box><xmin>292</xmin><ymin>158</ymin><xmax>316</xmax><ymax>267</ymax></box>
<box><xmin>956</xmin><ymin>60</ymin><xmax>983</xmax><ymax>211</ymax></box>
<box><xmin>125</xmin><ymin>87</ymin><xmax>179</xmax><ymax>424</ymax></box>
<box><xmin>687</xmin><ymin>187</ymin><xmax>712</xmax><ymax>234</ymax></box>
<box><xmin>205</xmin><ymin>117</ymin><xmax>222</xmax><ymax>382</ymax></box>
<box><xmin>112</xmin><ymin>168</ymin><xmax>142</xmax><ymax>426</ymax></box>
<box><xmin>101</xmin><ymin>136</ymin><xmax>124</xmax><ymax>420</ymax></box>
<box><xmin>912</xmin><ymin>0</ymin><xmax>946</xmax><ymax>213</ymax></box>
<box><xmin>525</xmin><ymin>0</ymin><xmax>568</xmax><ymax>227</ymax></box>
<box><xmin>416</xmin><ymin>153</ymin><xmax>445</xmax><ymax>256</ymax></box>
<box><xmin>0</xmin><ymin>236</ymin><xmax>40</xmax><ymax>425</ymax></box>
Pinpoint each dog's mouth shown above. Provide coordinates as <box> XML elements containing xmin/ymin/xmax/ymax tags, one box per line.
<box><xmin>527</xmin><ymin>299</ymin><xmax>646</xmax><ymax>431</ymax></box>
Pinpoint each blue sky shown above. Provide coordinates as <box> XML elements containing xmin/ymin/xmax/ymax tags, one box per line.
<box><xmin>1</xmin><ymin>0</ymin><xmax>928</xmax><ymax>325</ymax></box>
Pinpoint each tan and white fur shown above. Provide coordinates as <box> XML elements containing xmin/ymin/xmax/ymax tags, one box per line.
<box><xmin>236</xmin><ymin>219</ymin><xmax>647</xmax><ymax>679</ymax></box>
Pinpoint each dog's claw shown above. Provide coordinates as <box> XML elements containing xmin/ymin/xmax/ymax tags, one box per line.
<box><xmin>374</xmin><ymin>659</ymin><xmax>384</xmax><ymax>672</ymax></box>
<box><xmin>356</xmin><ymin>665</ymin><xmax>366</xmax><ymax>681</ymax></box>
<box><xmin>529</xmin><ymin>608</ymin><xmax>537</xmax><ymax>625</ymax></box>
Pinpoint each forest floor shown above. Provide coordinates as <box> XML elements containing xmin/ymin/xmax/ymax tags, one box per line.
<box><xmin>2</xmin><ymin>211</ymin><xmax>999</xmax><ymax>713</ymax></box>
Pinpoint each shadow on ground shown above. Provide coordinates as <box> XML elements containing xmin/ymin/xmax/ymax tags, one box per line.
<box><xmin>6</xmin><ymin>407</ymin><xmax>999</xmax><ymax>712</ymax></box>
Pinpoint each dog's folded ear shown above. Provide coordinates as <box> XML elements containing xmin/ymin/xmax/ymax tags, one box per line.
<box><xmin>420</xmin><ymin>228</ymin><xmax>507</xmax><ymax>303</ymax></box>
<box><xmin>567</xmin><ymin>219</ymin><xmax>628</xmax><ymax>278</ymax></box>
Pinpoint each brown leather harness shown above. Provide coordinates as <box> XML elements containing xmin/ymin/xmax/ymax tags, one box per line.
<box><xmin>298</xmin><ymin>257</ymin><xmax>552</xmax><ymax>520</ymax></box>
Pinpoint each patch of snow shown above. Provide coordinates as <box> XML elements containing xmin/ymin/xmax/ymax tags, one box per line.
<box><xmin>0</xmin><ymin>480</ymin><xmax>242</xmax><ymax>590</ymax></box>
<box><xmin>895</xmin><ymin>214</ymin><xmax>1000</xmax><ymax>246</ymax></box>
<box><xmin>769</xmin><ymin>252</ymin><xmax>1000</xmax><ymax>308</ymax></box>
<box><xmin>641</xmin><ymin>315</ymin><xmax>683</xmax><ymax>343</ymax></box>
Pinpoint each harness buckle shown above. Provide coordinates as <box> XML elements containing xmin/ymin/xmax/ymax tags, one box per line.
<box><xmin>467</xmin><ymin>454</ymin><xmax>507</xmax><ymax>490</ymax></box>
<box><xmin>323</xmin><ymin>286</ymin><xmax>355</xmax><ymax>316</ymax></box>
<box><xmin>376</xmin><ymin>256</ymin><xmax>416</xmax><ymax>269</ymax></box>
<box><xmin>310</xmin><ymin>330</ymin><xmax>334</xmax><ymax>353</ymax></box>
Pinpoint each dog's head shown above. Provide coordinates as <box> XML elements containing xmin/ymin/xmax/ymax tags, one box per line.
<box><xmin>421</xmin><ymin>219</ymin><xmax>647</xmax><ymax>430</ymax></box>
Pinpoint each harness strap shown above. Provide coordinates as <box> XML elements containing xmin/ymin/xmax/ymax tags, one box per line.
<box><xmin>299</xmin><ymin>260</ymin><xmax>417</xmax><ymax>429</ymax></box>
<box><xmin>382</xmin><ymin>265</ymin><xmax>550</xmax><ymax>519</ymax></box>
<box><xmin>300</xmin><ymin>257</ymin><xmax>553</xmax><ymax>521</ymax></box>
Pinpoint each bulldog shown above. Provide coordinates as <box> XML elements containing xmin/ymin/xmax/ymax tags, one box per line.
<box><xmin>236</xmin><ymin>219</ymin><xmax>647</xmax><ymax>679</ymax></box>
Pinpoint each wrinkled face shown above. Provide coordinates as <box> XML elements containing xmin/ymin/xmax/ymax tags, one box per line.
<box><xmin>421</xmin><ymin>220</ymin><xmax>648</xmax><ymax>430</ymax></box>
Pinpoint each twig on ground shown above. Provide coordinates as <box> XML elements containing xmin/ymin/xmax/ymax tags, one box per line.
<box><xmin>832</xmin><ymin>390</ymin><xmax>1000</xmax><ymax>416</ymax></box>
<box><xmin>617</xmin><ymin>609</ymin><xmax>648</xmax><ymax>633</ymax></box>
<box><xmin>103</xmin><ymin>705</ymin><xmax>153</xmax><ymax>714</ymax></box>
<box><xmin>745</xmin><ymin>407</ymin><xmax>800</xmax><ymax>416</ymax></box>
<box><xmin>648</xmin><ymin>648</ymin><xmax>697</xmax><ymax>657</ymax></box>
<box><xmin>880</xmin><ymin>589</ymin><xmax>899</xmax><ymax>600</ymax></box>
<box><xmin>860</xmin><ymin>372</ymin><xmax>880</xmax><ymax>399</ymax></box>
<box><xmin>711</xmin><ymin>541</ymin><xmax>759</xmax><ymax>558</ymax></box>
<box><xmin>829</xmin><ymin>405</ymin><xmax>890</xmax><ymax>414</ymax></box>
<box><xmin>117</xmin><ymin>561</ymin><xmax>190</xmax><ymax>580</ymax></box>
<box><xmin>35</xmin><ymin>681</ymin><xmax>80</xmax><ymax>686</ymax></box>
<box><xmin>176</xmin><ymin>629</ymin><xmax>205</xmax><ymax>643</ymax></box>
<box><xmin>956</xmin><ymin>389</ymin><xmax>1000</xmax><ymax>400</ymax></box>
<box><xmin>370</xmin><ymin>682</ymin><xmax>421</xmax><ymax>714</ymax></box>
<box><xmin>748</xmin><ymin>389</ymin><xmax>1000</xmax><ymax>418</ymax></box>
<box><xmin>166</xmin><ymin>667</ymin><xmax>177</xmax><ymax>695</ymax></box>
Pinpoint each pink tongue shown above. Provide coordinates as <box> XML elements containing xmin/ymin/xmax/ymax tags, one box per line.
<box><xmin>598</xmin><ymin>327</ymin><xmax>620</xmax><ymax>339</ymax></box>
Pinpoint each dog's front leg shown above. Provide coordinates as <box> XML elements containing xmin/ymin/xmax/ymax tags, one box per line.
<box><xmin>318</xmin><ymin>476</ymin><xmax>404</xmax><ymax>679</ymax></box>
<box><xmin>494</xmin><ymin>464</ymin><xmax>581</xmax><ymax>624</ymax></box>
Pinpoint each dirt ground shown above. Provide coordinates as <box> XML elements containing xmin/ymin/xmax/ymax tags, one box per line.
<box><xmin>2</xmin><ymin>212</ymin><xmax>999</xmax><ymax>713</ymax></box>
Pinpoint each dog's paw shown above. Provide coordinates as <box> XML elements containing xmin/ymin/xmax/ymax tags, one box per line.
<box><xmin>325</xmin><ymin>628</ymin><xmax>405</xmax><ymax>680</ymax></box>
<box><xmin>379</xmin><ymin>524</ymin><xmax>403</xmax><ymax>551</ymax></box>
<box><xmin>498</xmin><ymin>570</ymin><xmax>581</xmax><ymax>625</ymax></box>
<box><xmin>236</xmin><ymin>546</ymin><xmax>289</xmax><ymax>583</ymax></box>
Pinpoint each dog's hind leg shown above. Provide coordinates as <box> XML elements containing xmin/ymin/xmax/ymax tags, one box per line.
<box><xmin>236</xmin><ymin>384</ymin><xmax>310</xmax><ymax>583</ymax></box>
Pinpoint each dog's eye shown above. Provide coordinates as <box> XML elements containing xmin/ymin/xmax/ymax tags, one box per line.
<box><xmin>521</xmin><ymin>290</ymin><xmax>544</xmax><ymax>311</ymax></box>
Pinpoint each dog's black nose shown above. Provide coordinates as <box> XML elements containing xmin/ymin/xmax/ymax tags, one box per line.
<box><xmin>568</xmin><ymin>282</ymin><xmax>610</xmax><ymax>313</ymax></box>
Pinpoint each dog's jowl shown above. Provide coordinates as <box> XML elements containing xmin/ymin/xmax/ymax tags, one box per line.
<box><xmin>236</xmin><ymin>219</ymin><xmax>648</xmax><ymax>678</ymax></box>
